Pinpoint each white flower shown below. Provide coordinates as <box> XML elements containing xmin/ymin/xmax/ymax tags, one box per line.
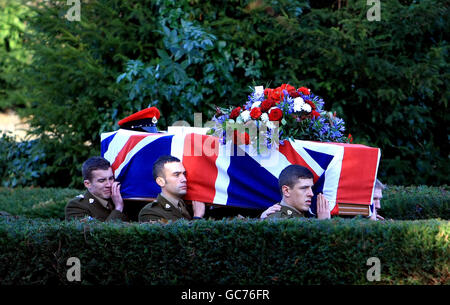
<box><xmin>293</xmin><ymin>97</ymin><xmax>304</xmax><ymax>112</ymax></box>
<box><xmin>251</xmin><ymin>101</ymin><xmax>262</xmax><ymax>109</ymax></box>
<box><xmin>260</xmin><ymin>113</ymin><xmax>269</xmax><ymax>123</ymax></box>
<box><xmin>236</xmin><ymin>116</ymin><xmax>243</xmax><ymax>124</ymax></box>
<box><xmin>240</xmin><ymin>110</ymin><xmax>251</xmax><ymax>122</ymax></box>
<box><xmin>228</xmin><ymin>119</ymin><xmax>235</xmax><ymax>124</ymax></box>
<box><xmin>301</xmin><ymin>103</ymin><xmax>312</xmax><ymax>113</ymax></box>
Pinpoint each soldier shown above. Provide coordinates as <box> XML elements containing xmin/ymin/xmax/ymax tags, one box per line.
<box><xmin>369</xmin><ymin>179</ymin><xmax>386</xmax><ymax>221</ymax></box>
<box><xmin>138</xmin><ymin>155</ymin><xmax>206</xmax><ymax>222</ymax></box>
<box><xmin>65</xmin><ymin>156</ymin><xmax>129</xmax><ymax>221</ymax></box>
<box><xmin>263</xmin><ymin>164</ymin><xmax>331</xmax><ymax>220</ymax></box>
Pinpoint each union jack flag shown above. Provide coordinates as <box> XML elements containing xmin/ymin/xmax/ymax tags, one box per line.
<box><xmin>101</xmin><ymin>129</ymin><xmax>381</xmax><ymax>215</ymax></box>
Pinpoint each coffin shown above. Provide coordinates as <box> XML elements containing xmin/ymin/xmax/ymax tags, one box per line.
<box><xmin>101</xmin><ymin>128</ymin><xmax>381</xmax><ymax>216</ymax></box>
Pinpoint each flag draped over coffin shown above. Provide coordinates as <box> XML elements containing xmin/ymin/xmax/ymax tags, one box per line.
<box><xmin>101</xmin><ymin>129</ymin><xmax>381</xmax><ymax>215</ymax></box>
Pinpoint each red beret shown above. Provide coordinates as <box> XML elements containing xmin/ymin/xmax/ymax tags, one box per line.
<box><xmin>118</xmin><ymin>107</ymin><xmax>161</xmax><ymax>127</ymax></box>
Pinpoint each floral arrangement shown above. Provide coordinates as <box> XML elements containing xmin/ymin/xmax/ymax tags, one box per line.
<box><xmin>208</xmin><ymin>83</ymin><xmax>351</xmax><ymax>150</ymax></box>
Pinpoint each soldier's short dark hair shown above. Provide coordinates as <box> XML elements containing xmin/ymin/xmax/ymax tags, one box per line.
<box><xmin>278</xmin><ymin>165</ymin><xmax>314</xmax><ymax>194</ymax></box>
<box><xmin>82</xmin><ymin>156</ymin><xmax>111</xmax><ymax>181</ymax></box>
<box><xmin>152</xmin><ymin>155</ymin><xmax>181</xmax><ymax>180</ymax></box>
<box><xmin>375</xmin><ymin>179</ymin><xmax>386</xmax><ymax>190</ymax></box>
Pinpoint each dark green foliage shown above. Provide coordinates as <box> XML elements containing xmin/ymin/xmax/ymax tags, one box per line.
<box><xmin>0</xmin><ymin>132</ymin><xmax>48</xmax><ymax>187</ymax></box>
<box><xmin>14</xmin><ymin>0</ymin><xmax>162</xmax><ymax>188</ymax></box>
<box><xmin>0</xmin><ymin>217</ymin><xmax>448</xmax><ymax>284</ymax></box>
<box><xmin>0</xmin><ymin>187</ymin><xmax>81</xmax><ymax>219</ymax></box>
<box><xmin>0</xmin><ymin>0</ymin><xmax>31</xmax><ymax>110</ymax></box>
<box><xmin>4</xmin><ymin>0</ymin><xmax>449</xmax><ymax>187</ymax></box>
<box><xmin>381</xmin><ymin>185</ymin><xmax>450</xmax><ymax>220</ymax></box>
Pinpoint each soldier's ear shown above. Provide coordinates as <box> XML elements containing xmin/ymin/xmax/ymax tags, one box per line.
<box><xmin>156</xmin><ymin>177</ymin><xmax>165</xmax><ymax>187</ymax></box>
<box><xmin>83</xmin><ymin>179</ymin><xmax>91</xmax><ymax>189</ymax></box>
<box><xmin>281</xmin><ymin>185</ymin><xmax>290</xmax><ymax>198</ymax></box>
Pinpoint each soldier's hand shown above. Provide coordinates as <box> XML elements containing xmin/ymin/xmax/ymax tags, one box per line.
<box><xmin>192</xmin><ymin>201</ymin><xmax>205</xmax><ymax>218</ymax></box>
<box><xmin>316</xmin><ymin>193</ymin><xmax>331</xmax><ymax>220</ymax></box>
<box><xmin>111</xmin><ymin>182</ymin><xmax>124</xmax><ymax>212</ymax></box>
<box><xmin>260</xmin><ymin>203</ymin><xmax>281</xmax><ymax>219</ymax></box>
<box><xmin>376</xmin><ymin>214</ymin><xmax>385</xmax><ymax>221</ymax></box>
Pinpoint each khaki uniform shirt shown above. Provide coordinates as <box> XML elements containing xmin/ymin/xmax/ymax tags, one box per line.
<box><xmin>265</xmin><ymin>201</ymin><xmax>305</xmax><ymax>219</ymax></box>
<box><xmin>138</xmin><ymin>194</ymin><xmax>192</xmax><ymax>222</ymax></box>
<box><xmin>65</xmin><ymin>190</ymin><xmax>128</xmax><ymax>222</ymax></box>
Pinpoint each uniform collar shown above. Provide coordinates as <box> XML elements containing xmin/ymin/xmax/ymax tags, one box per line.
<box><xmin>87</xmin><ymin>191</ymin><xmax>112</xmax><ymax>210</ymax></box>
<box><xmin>156</xmin><ymin>194</ymin><xmax>191</xmax><ymax>219</ymax></box>
<box><xmin>160</xmin><ymin>193</ymin><xmax>184</xmax><ymax>210</ymax></box>
<box><xmin>280</xmin><ymin>200</ymin><xmax>304</xmax><ymax>217</ymax></box>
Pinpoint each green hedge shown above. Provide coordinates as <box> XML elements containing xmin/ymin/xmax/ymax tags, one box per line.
<box><xmin>1</xmin><ymin>186</ymin><xmax>448</xmax><ymax>220</ymax></box>
<box><xmin>381</xmin><ymin>185</ymin><xmax>450</xmax><ymax>220</ymax></box>
<box><xmin>0</xmin><ymin>217</ymin><xmax>448</xmax><ymax>285</ymax></box>
<box><xmin>0</xmin><ymin>187</ymin><xmax>81</xmax><ymax>219</ymax></box>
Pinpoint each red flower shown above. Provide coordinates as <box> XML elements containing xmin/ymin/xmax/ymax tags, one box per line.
<box><xmin>280</xmin><ymin>84</ymin><xmax>296</xmax><ymax>92</ymax></box>
<box><xmin>229</xmin><ymin>107</ymin><xmax>241</xmax><ymax>120</ymax></box>
<box><xmin>269</xmin><ymin>108</ymin><xmax>283</xmax><ymax>121</ymax></box>
<box><xmin>261</xmin><ymin>99</ymin><xmax>275</xmax><ymax>112</ymax></box>
<box><xmin>269</xmin><ymin>87</ymin><xmax>284</xmax><ymax>102</ymax></box>
<box><xmin>288</xmin><ymin>90</ymin><xmax>300</xmax><ymax>98</ymax></box>
<box><xmin>233</xmin><ymin>130</ymin><xmax>250</xmax><ymax>145</ymax></box>
<box><xmin>264</xmin><ymin>88</ymin><xmax>273</xmax><ymax>97</ymax></box>
<box><xmin>312</xmin><ymin>110</ymin><xmax>320</xmax><ymax>118</ymax></box>
<box><xmin>250</xmin><ymin>107</ymin><xmax>262</xmax><ymax>119</ymax></box>
<box><xmin>305</xmin><ymin>100</ymin><xmax>316</xmax><ymax>110</ymax></box>
<box><xmin>348</xmin><ymin>133</ymin><xmax>353</xmax><ymax>143</ymax></box>
<box><xmin>298</xmin><ymin>86</ymin><xmax>310</xmax><ymax>95</ymax></box>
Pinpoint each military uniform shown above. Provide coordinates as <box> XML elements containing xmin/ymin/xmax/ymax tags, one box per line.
<box><xmin>265</xmin><ymin>202</ymin><xmax>305</xmax><ymax>219</ymax></box>
<box><xmin>65</xmin><ymin>190</ymin><xmax>128</xmax><ymax>221</ymax></box>
<box><xmin>138</xmin><ymin>194</ymin><xmax>193</xmax><ymax>222</ymax></box>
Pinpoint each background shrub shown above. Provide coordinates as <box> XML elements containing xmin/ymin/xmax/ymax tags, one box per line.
<box><xmin>0</xmin><ymin>0</ymin><xmax>31</xmax><ymax>110</ymax></box>
<box><xmin>0</xmin><ymin>132</ymin><xmax>48</xmax><ymax>188</ymax></box>
<box><xmin>381</xmin><ymin>185</ymin><xmax>449</xmax><ymax>220</ymax></box>
<box><xmin>0</xmin><ymin>0</ymin><xmax>448</xmax><ymax>188</ymax></box>
<box><xmin>0</xmin><ymin>187</ymin><xmax>80</xmax><ymax>219</ymax></box>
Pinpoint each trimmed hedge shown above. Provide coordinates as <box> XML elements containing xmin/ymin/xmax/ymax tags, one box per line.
<box><xmin>0</xmin><ymin>187</ymin><xmax>81</xmax><ymax>219</ymax></box>
<box><xmin>0</xmin><ymin>217</ymin><xmax>448</xmax><ymax>285</ymax></box>
<box><xmin>0</xmin><ymin>186</ymin><xmax>448</xmax><ymax>220</ymax></box>
<box><xmin>381</xmin><ymin>185</ymin><xmax>449</xmax><ymax>220</ymax></box>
